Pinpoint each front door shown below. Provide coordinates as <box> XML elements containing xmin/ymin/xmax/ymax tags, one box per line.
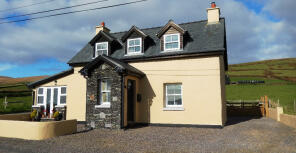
<box><xmin>127</xmin><ymin>79</ymin><xmax>135</xmax><ymax>122</ymax></box>
<box><xmin>45</xmin><ymin>87</ymin><xmax>59</xmax><ymax>118</ymax></box>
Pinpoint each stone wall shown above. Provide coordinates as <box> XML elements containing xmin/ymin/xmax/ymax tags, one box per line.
<box><xmin>86</xmin><ymin>63</ymin><xmax>122</xmax><ymax>129</ymax></box>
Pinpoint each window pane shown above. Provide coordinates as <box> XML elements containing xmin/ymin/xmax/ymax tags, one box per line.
<box><xmin>167</xmin><ymin>95</ymin><xmax>174</xmax><ymax>105</ymax></box>
<box><xmin>61</xmin><ymin>87</ymin><xmax>66</xmax><ymax>94</ymax></box>
<box><xmin>37</xmin><ymin>96</ymin><xmax>44</xmax><ymax>104</ymax></box>
<box><xmin>167</xmin><ymin>85</ymin><xmax>175</xmax><ymax>94</ymax></box>
<box><xmin>106</xmin><ymin>80</ymin><xmax>111</xmax><ymax>91</ymax></box>
<box><xmin>172</xmin><ymin>42</ymin><xmax>179</xmax><ymax>49</ymax></box>
<box><xmin>174</xmin><ymin>85</ymin><xmax>181</xmax><ymax>94</ymax></box>
<box><xmin>101</xmin><ymin>92</ymin><xmax>110</xmax><ymax>103</ymax></box>
<box><xmin>38</xmin><ymin>88</ymin><xmax>43</xmax><ymax>95</ymax></box>
<box><xmin>99</xmin><ymin>50</ymin><xmax>107</xmax><ymax>55</ymax></box>
<box><xmin>129</xmin><ymin>40</ymin><xmax>134</xmax><ymax>46</ymax></box>
<box><xmin>165</xmin><ymin>35</ymin><xmax>171</xmax><ymax>42</ymax></box>
<box><xmin>101</xmin><ymin>81</ymin><xmax>107</xmax><ymax>91</ymax></box>
<box><xmin>175</xmin><ymin>95</ymin><xmax>182</xmax><ymax>105</ymax></box>
<box><xmin>53</xmin><ymin>88</ymin><xmax>58</xmax><ymax>106</ymax></box>
<box><xmin>128</xmin><ymin>47</ymin><xmax>135</xmax><ymax>52</ymax></box>
<box><xmin>101</xmin><ymin>43</ymin><xmax>107</xmax><ymax>49</ymax></box>
<box><xmin>46</xmin><ymin>88</ymin><xmax>51</xmax><ymax>105</ymax></box>
<box><xmin>135</xmin><ymin>46</ymin><xmax>141</xmax><ymax>52</ymax></box>
<box><xmin>165</xmin><ymin>43</ymin><xmax>172</xmax><ymax>49</ymax></box>
<box><xmin>60</xmin><ymin>95</ymin><xmax>66</xmax><ymax>104</ymax></box>
<box><xmin>135</xmin><ymin>39</ymin><xmax>140</xmax><ymax>45</ymax></box>
<box><xmin>172</xmin><ymin>35</ymin><xmax>178</xmax><ymax>41</ymax></box>
<box><xmin>97</xmin><ymin>44</ymin><xmax>102</xmax><ymax>49</ymax></box>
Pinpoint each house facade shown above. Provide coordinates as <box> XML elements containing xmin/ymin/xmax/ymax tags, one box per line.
<box><xmin>29</xmin><ymin>3</ymin><xmax>228</xmax><ymax>129</ymax></box>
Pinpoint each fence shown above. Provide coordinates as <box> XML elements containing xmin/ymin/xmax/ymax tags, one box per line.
<box><xmin>227</xmin><ymin>96</ymin><xmax>269</xmax><ymax>117</ymax></box>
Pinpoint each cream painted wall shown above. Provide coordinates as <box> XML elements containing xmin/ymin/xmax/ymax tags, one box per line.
<box><xmin>0</xmin><ymin>119</ymin><xmax>77</xmax><ymax>140</ymax></box>
<box><xmin>34</xmin><ymin>67</ymin><xmax>86</xmax><ymax>121</ymax></box>
<box><xmin>129</xmin><ymin>56</ymin><xmax>226</xmax><ymax>126</ymax></box>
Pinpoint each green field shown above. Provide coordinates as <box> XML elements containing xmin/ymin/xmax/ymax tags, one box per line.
<box><xmin>0</xmin><ymin>83</ymin><xmax>33</xmax><ymax>114</ymax></box>
<box><xmin>227</xmin><ymin>58</ymin><xmax>296</xmax><ymax>115</ymax></box>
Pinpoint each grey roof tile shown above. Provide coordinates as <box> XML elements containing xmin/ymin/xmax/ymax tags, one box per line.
<box><xmin>68</xmin><ymin>18</ymin><xmax>226</xmax><ymax>64</ymax></box>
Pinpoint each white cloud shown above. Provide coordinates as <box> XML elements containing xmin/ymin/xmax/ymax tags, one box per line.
<box><xmin>0</xmin><ymin>64</ymin><xmax>15</xmax><ymax>72</ymax></box>
<box><xmin>0</xmin><ymin>0</ymin><xmax>295</xmax><ymax>66</ymax></box>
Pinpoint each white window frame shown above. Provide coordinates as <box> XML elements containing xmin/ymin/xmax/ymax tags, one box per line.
<box><xmin>163</xmin><ymin>33</ymin><xmax>180</xmax><ymax>51</ymax></box>
<box><xmin>163</xmin><ymin>84</ymin><xmax>184</xmax><ymax>111</ymax></box>
<box><xmin>37</xmin><ymin>87</ymin><xmax>45</xmax><ymax>105</ymax></box>
<box><xmin>58</xmin><ymin>86</ymin><xmax>67</xmax><ymax>106</ymax></box>
<box><xmin>127</xmin><ymin>38</ymin><xmax>142</xmax><ymax>55</ymax></box>
<box><xmin>96</xmin><ymin>79</ymin><xmax>111</xmax><ymax>108</ymax></box>
<box><xmin>95</xmin><ymin>42</ymin><xmax>108</xmax><ymax>57</ymax></box>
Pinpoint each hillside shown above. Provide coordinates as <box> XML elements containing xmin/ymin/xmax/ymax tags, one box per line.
<box><xmin>226</xmin><ymin>58</ymin><xmax>296</xmax><ymax>115</ymax></box>
<box><xmin>0</xmin><ymin>75</ymin><xmax>48</xmax><ymax>85</ymax></box>
<box><xmin>227</xmin><ymin>58</ymin><xmax>296</xmax><ymax>82</ymax></box>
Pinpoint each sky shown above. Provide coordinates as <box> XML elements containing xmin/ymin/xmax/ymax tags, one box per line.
<box><xmin>0</xmin><ymin>0</ymin><xmax>295</xmax><ymax>78</ymax></box>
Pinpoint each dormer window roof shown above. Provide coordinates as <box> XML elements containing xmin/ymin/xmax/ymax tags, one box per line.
<box><xmin>156</xmin><ymin>20</ymin><xmax>186</xmax><ymax>38</ymax></box>
<box><xmin>121</xmin><ymin>26</ymin><xmax>147</xmax><ymax>42</ymax></box>
<box><xmin>90</xmin><ymin>30</ymin><xmax>115</xmax><ymax>45</ymax></box>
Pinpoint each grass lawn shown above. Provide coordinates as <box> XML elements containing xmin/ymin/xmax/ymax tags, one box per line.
<box><xmin>226</xmin><ymin>77</ymin><xmax>296</xmax><ymax>115</ymax></box>
<box><xmin>0</xmin><ymin>96</ymin><xmax>32</xmax><ymax>114</ymax></box>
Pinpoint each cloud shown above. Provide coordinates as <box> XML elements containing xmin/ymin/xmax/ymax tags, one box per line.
<box><xmin>0</xmin><ymin>64</ymin><xmax>15</xmax><ymax>72</ymax></box>
<box><xmin>0</xmin><ymin>0</ymin><xmax>295</xmax><ymax>68</ymax></box>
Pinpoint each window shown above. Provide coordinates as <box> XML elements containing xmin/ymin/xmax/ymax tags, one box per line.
<box><xmin>100</xmin><ymin>79</ymin><xmax>111</xmax><ymax>105</ymax></box>
<box><xmin>95</xmin><ymin>42</ymin><xmax>108</xmax><ymax>57</ymax></box>
<box><xmin>127</xmin><ymin>38</ymin><xmax>142</xmax><ymax>54</ymax></box>
<box><xmin>37</xmin><ymin>88</ymin><xmax>44</xmax><ymax>104</ymax></box>
<box><xmin>59</xmin><ymin>87</ymin><xmax>67</xmax><ymax>105</ymax></box>
<box><xmin>165</xmin><ymin>84</ymin><xmax>182</xmax><ymax>107</ymax></box>
<box><xmin>164</xmin><ymin>34</ymin><xmax>180</xmax><ymax>51</ymax></box>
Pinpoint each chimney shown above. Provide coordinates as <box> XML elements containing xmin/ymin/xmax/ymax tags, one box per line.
<box><xmin>95</xmin><ymin>22</ymin><xmax>110</xmax><ymax>34</ymax></box>
<box><xmin>207</xmin><ymin>2</ymin><xmax>220</xmax><ymax>24</ymax></box>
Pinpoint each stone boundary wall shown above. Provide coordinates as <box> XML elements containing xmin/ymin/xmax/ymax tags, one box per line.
<box><xmin>0</xmin><ymin>113</ymin><xmax>77</xmax><ymax>140</ymax></box>
<box><xmin>268</xmin><ymin>107</ymin><xmax>296</xmax><ymax>128</ymax></box>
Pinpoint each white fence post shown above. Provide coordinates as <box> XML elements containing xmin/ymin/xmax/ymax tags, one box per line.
<box><xmin>4</xmin><ymin>96</ymin><xmax>7</xmax><ymax>110</ymax></box>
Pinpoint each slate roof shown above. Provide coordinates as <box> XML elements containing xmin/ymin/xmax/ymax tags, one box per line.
<box><xmin>27</xmin><ymin>68</ymin><xmax>74</xmax><ymax>88</ymax></box>
<box><xmin>79</xmin><ymin>55</ymin><xmax>145</xmax><ymax>78</ymax></box>
<box><xmin>68</xmin><ymin>18</ymin><xmax>227</xmax><ymax>65</ymax></box>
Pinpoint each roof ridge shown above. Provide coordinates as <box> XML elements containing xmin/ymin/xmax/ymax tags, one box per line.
<box><xmin>110</xmin><ymin>19</ymin><xmax>211</xmax><ymax>35</ymax></box>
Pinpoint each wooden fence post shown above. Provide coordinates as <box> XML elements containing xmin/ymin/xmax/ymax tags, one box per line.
<box><xmin>265</xmin><ymin>95</ymin><xmax>269</xmax><ymax>117</ymax></box>
<box><xmin>293</xmin><ymin>99</ymin><xmax>295</xmax><ymax>112</ymax></box>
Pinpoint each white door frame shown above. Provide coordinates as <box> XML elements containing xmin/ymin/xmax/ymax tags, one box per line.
<box><xmin>37</xmin><ymin>86</ymin><xmax>66</xmax><ymax>118</ymax></box>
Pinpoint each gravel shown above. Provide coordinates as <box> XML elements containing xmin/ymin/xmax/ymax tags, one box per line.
<box><xmin>0</xmin><ymin>117</ymin><xmax>295</xmax><ymax>153</ymax></box>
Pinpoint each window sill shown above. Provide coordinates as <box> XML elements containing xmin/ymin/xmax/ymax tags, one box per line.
<box><xmin>55</xmin><ymin>105</ymin><xmax>66</xmax><ymax>108</ymax></box>
<box><xmin>95</xmin><ymin>103</ymin><xmax>110</xmax><ymax>108</ymax></box>
<box><xmin>163</xmin><ymin>107</ymin><xmax>184</xmax><ymax>111</ymax></box>
<box><xmin>124</xmin><ymin>53</ymin><xmax>144</xmax><ymax>56</ymax></box>
<box><xmin>161</xmin><ymin>49</ymin><xmax>183</xmax><ymax>53</ymax></box>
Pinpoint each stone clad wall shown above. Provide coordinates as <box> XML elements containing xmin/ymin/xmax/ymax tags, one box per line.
<box><xmin>86</xmin><ymin>63</ymin><xmax>122</xmax><ymax>129</ymax></box>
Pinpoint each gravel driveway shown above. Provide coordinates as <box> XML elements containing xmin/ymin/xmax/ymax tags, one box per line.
<box><xmin>0</xmin><ymin>117</ymin><xmax>295</xmax><ymax>153</ymax></box>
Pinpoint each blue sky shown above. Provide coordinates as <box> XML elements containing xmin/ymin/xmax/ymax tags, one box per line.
<box><xmin>0</xmin><ymin>0</ymin><xmax>295</xmax><ymax>78</ymax></box>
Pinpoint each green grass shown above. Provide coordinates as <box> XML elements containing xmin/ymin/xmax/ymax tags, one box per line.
<box><xmin>226</xmin><ymin>77</ymin><xmax>296</xmax><ymax>115</ymax></box>
<box><xmin>227</xmin><ymin>70</ymin><xmax>265</xmax><ymax>77</ymax></box>
<box><xmin>0</xmin><ymin>96</ymin><xmax>32</xmax><ymax>114</ymax></box>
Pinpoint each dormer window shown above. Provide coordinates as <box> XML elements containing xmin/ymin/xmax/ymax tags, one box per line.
<box><xmin>127</xmin><ymin>38</ymin><xmax>142</xmax><ymax>55</ymax></box>
<box><xmin>164</xmin><ymin>34</ymin><xmax>180</xmax><ymax>51</ymax></box>
<box><xmin>95</xmin><ymin>42</ymin><xmax>108</xmax><ymax>57</ymax></box>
